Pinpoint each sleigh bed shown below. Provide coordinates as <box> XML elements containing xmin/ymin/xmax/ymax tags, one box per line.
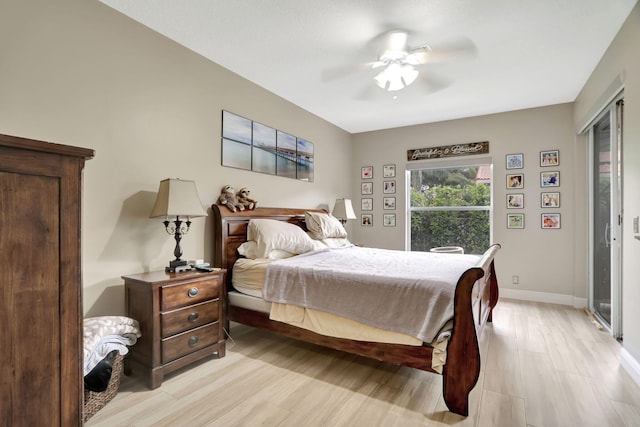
<box><xmin>211</xmin><ymin>204</ymin><xmax>500</xmax><ymax>416</ymax></box>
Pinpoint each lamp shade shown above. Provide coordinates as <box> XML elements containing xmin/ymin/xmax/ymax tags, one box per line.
<box><xmin>332</xmin><ymin>198</ymin><xmax>356</xmax><ymax>221</ymax></box>
<box><xmin>150</xmin><ymin>178</ymin><xmax>207</xmax><ymax>218</ymax></box>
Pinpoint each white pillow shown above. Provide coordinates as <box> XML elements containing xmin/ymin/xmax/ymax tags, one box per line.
<box><xmin>247</xmin><ymin>219</ymin><xmax>316</xmax><ymax>259</ymax></box>
<box><xmin>237</xmin><ymin>240</ymin><xmax>259</xmax><ymax>259</ymax></box>
<box><xmin>237</xmin><ymin>241</ymin><xmax>296</xmax><ymax>260</ymax></box>
<box><xmin>305</xmin><ymin>211</ymin><xmax>347</xmax><ymax>240</ymax></box>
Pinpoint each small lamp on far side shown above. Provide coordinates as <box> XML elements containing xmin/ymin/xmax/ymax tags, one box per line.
<box><xmin>332</xmin><ymin>198</ymin><xmax>356</xmax><ymax>225</ymax></box>
<box><xmin>150</xmin><ymin>178</ymin><xmax>207</xmax><ymax>272</ymax></box>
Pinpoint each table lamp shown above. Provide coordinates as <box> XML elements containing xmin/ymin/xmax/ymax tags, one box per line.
<box><xmin>150</xmin><ymin>178</ymin><xmax>207</xmax><ymax>272</ymax></box>
<box><xmin>332</xmin><ymin>198</ymin><xmax>356</xmax><ymax>225</ymax></box>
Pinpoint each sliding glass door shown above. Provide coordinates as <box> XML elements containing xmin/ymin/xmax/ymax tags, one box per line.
<box><xmin>589</xmin><ymin>97</ymin><xmax>623</xmax><ymax>338</ymax></box>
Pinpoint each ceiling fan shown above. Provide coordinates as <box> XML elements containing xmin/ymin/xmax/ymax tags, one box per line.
<box><xmin>323</xmin><ymin>29</ymin><xmax>477</xmax><ymax>96</ymax></box>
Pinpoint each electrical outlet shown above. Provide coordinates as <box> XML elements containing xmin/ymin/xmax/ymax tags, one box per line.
<box><xmin>512</xmin><ymin>275</ymin><xmax>519</xmax><ymax>285</ymax></box>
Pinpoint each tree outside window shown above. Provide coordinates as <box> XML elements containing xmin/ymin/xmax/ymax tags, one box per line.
<box><xmin>409</xmin><ymin>164</ymin><xmax>492</xmax><ymax>255</ymax></box>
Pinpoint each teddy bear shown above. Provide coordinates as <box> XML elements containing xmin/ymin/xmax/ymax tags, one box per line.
<box><xmin>217</xmin><ymin>185</ymin><xmax>243</xmax><ymax>212</ymax></box>
<box><xmin>237</xmin><ymin>187</ymin><xmax>258</xmax><ymax>210</ymax></box>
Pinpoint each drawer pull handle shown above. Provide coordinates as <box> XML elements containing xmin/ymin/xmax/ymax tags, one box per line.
<box><xmin>188</xmin><ymin>312</ymin><xmax>199</xmax><ymax>323</ymax></box>
<box><xmin>188</xmin><ymin>287</ymin><xmax>199</xmax><ymax>297</ymax></box>
<box><xmin>188</xmin><ymin>336</ymin><xmax>199</xmax><ymax>347</ymax></box>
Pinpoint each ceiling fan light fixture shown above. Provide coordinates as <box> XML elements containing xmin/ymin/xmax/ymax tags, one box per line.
<box><xmin>374</xmin><ymin>63</ymin><xmax>419</xmax><ymax>92</ymax></box>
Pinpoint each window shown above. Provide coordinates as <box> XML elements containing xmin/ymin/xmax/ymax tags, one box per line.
<box><xmin>408</xmin><ymin>161</ymin><xmax>492</xmax><ymax>255</ymax></box>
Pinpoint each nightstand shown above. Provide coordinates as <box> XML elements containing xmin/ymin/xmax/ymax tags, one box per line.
<box><xmin>122</xmin><ymin>269</ymin><xmax>226</xmax><ymax>389</ymax></box>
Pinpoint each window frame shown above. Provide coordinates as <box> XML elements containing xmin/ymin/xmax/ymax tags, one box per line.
<box><xmin>405</xmin><ymin>157</ymin><xmax>494</xmax><ymax>252</ymax></box>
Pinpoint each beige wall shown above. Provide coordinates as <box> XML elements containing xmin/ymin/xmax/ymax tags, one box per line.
<box><xmin>575</xmin><ymin>4</ymin><xmax>640</xmax><ymax>370</ymax></box>
<box><xmin>0</xmin><ymin>0</ymin><xmax>352</xmax><ymax>316</ymax></box>
<box><xmin>352</xmin><ymin>104</ymin><xmax>584</xmax><ymax>303</ymax></box>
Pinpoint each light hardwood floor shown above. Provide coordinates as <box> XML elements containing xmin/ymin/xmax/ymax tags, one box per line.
<box><xmin>86</xmin><ymin>299</ymin><xmax>640</xmax><ymax>426</ymax></box>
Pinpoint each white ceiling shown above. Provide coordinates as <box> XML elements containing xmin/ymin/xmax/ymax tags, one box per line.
<box><xmin>99</xmin><ymin>0</ymin><xmax>637</xmax><ymax>134</ymax></box>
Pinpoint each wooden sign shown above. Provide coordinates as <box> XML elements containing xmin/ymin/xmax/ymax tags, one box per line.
<box><xmin>407</xmin><ymin>141</ymin><xmax>489</xmax><ymax>161</ymax></box>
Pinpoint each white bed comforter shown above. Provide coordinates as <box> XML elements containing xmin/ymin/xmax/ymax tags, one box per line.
<box><xmin>263</xmin><ymin>246</ymin><xmax>480</xmax><ymax>343</ymax></box>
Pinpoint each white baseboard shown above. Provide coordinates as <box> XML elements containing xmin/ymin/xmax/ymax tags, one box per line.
<box><xmin>621</xmin><ymin>348</ymin><xmax>640</xmax><ymax>388</ymax></box>
<box><xmin>499</xmin><ymin>288</ymin><xmax>587</xmax><ymax>308</ymax></box>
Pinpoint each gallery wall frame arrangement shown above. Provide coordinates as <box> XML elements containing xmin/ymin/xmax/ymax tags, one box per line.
<box><xmin>504</xmin><ymin>148</ymin><xmax>563</xmax><ymax>230</ymax></box>
<box><xmin>359</xmin><ymin>165</ymin><xmax>399</xmax><ymax>227</ymax></box>
<box><xmin>221</xmin><ymin>110</ymin><xmax>314</xmax><ymax>182</ymax></box>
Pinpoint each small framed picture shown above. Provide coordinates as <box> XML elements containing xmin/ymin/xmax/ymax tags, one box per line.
<box><xmin>361</xmin><ymin>182</ymin><xmax>373</xmax><ymax>195</ymax></box>
<box><xmin>383</xmin><ymin>180</ymin><xmax>396</xmax><ymax>194</ymax></box>
<box><xmin>540</xmin><ymin>150</ymin><xmax>559</xmax><ymax>167</ymax></box>
<box><xmin>541</xmin><ymin>171</ymin><xmax>560</xmax><ymax>187</ymax></box>
<box><xmin>542</xmin><ymin>213</ymin><xmax>561</xmax><ymax>229</ymax></box>
<box><xmin>361</xmin><ymin>198</ymin><xmax>373</xmax><ymax>211</ymax></box>
<box><xmin>506</xmin><ymin>153</ymin><xmax>524</xmax><ymax>169</ymax></box>
<box><xmin>383</xmin><ymin>164</ymin><xmax>396</xmax><ymax>178</ymax></box>
<box><xmin>361</xmin><ymin>214</ymin><xmax>373</xmax><ymax>226</ymax></box>
<box><xmin>506</xmin><ymin>193</ymin><xmax>524</xmax><ymax>209</ymax></box>
<box><xmin>541</xmin><ymin>192</ymin><xmax>560</xmax><ymax>208</ymax></box>
<box><xmin>507</xmin><ymin>213</ymin><xmax>525</xmax><ymax>229</ymax></box>
<box><xmin>383</xmin><ymin>197</ymin><xmax>396</xmax><ymax>210</ymax></box>
<box><xmin>361</xmin><ymin>166</ymin><xmax>373</xmax><ymax>179</ymax></box>
<box><xmin>506</xmin><ymin>173</ymin><xmax>524</xmax><ymax>189</ymax></box>
<box><xmin>383</xmin><ymin>213</ymin><xmax>396</xmax><ymax>227</ymax></box>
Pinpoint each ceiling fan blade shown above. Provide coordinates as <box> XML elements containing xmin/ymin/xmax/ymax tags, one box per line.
<box><xmin>369</xmin><ymin>29</ymin><xmax>412</xmax><ymax>55</ymax></box>
<box><xmin>386</xmin><ymin>30</ymin><xmax>409</xmax><ymax>52</ymax></box>
<box><xmin>321</xmin><ymin>62</ymin><xmax>377</xmax><ymax>82</ymax></box>
<box><xmin>410</xmin><ymin>36</ymin><xmax>477</xmax><ymax>64</ymax></box>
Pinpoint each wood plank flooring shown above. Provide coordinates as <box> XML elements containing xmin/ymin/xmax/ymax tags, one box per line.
<box><xmin>86</xmin><ymin>299</ymin><xmax>640</xmax><ymax>426</ymax></box>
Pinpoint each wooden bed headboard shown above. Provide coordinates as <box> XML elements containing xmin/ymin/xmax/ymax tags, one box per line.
<box><xmin>211</xmin><ymin>204</ymin><xmax>325</xmax><ymax>288</ymax></box>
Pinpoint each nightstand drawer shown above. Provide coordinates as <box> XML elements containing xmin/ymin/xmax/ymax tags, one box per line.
<box><xmin>161</xmin><ymin>299</ymin><xmax>220</xmax><ymax>337</ymax></box>
<box><xmin>161</xmin><ymin>323</ymin><xmax>220</xmax><ymax>364</ymax></box>
<box><xmin>161</xmin><ymin>277</ymin><xmax>221</xmax><ymax>311</ymax></box>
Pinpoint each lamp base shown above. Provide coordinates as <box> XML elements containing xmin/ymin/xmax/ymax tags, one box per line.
<box><xmin>165</xmin><ymin>259</ymin><xmax>189</xmax><ymax>273</ymax></box>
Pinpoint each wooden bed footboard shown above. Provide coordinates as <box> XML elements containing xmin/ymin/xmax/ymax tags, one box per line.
<box><xmin>212</xmin><ymin>204</ymin><xmax>500</xmax><ymax>416</ymax></box>
<box><xmin>443</xmin><ymin>243</ymin><xmax>500</xmax><ymax>415</ymax></box>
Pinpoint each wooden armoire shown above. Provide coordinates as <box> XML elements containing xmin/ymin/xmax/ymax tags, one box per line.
<box><xmin>0</xmin><ymin>133</ymin><xmax>94</xmax><ymax>426</ymax></box>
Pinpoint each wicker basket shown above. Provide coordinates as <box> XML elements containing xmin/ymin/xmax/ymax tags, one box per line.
<box><xmin>83</xmin><ymin>352</ymin><xmax>124</xmax><ymax>422</ymax></box>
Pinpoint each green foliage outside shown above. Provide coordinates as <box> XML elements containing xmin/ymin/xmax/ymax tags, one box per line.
<box><xmin>410</xmin><ymin>167</ymin><xmax>491</xmax><ymax>255</ymax></box>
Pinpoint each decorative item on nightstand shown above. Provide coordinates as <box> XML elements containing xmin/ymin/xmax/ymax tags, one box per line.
<box><xmin>150</xmin><ymin>178</ymin><xmax>207</xmax><ymax>272</ymax></box>
<box><xmin>332</xmin><ymin>198</ymin><xmax>357</xmax><ymax>225</ymax></box>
